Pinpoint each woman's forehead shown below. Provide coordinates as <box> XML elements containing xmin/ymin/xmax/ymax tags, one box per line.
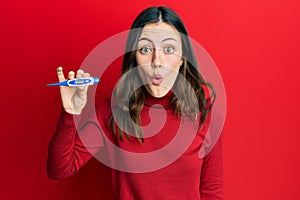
<box><xmin>139</xmin><ymin>22</ymin><xmax>181</xmax><ymax>43</ymax></box>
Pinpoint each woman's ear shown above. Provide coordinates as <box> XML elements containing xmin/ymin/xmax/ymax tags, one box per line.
<box><xmin>180</xmin><ymin>58</ymin><xmax>184</xmax><ymax>67</ymax></box>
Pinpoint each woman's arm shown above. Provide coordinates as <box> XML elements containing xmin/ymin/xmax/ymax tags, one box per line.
<box><xmin>47</xmin><ymin>109</ymin><xmax>104</xmax><ymax>180</ymax></box>
<box><xmin>200</xmin><ymin>132</ymin><xmax>224</xmax><ymax>199</ymax></box>
<box><xmin>47</xmin><ymin>67</ymin><xmax>105</xmax><ymax>179</ymax></box>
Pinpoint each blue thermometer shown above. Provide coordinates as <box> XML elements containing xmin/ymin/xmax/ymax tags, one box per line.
<box><xmin>47</xmin><ymin>77</ymin><xmax>100</xmax><ymax>87</ymax></box>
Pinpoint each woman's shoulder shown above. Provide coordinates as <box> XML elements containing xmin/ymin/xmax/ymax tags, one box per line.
<box><xmin>201</xmin><ymin>84</ymin><xmax>214</xmax><ymax>109</ymax></box>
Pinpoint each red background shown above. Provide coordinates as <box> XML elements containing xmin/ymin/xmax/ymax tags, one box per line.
<box><xmin>1</xmin><ymin>0</ymin><xmax>300</xmax><ymax>199</ymax></box>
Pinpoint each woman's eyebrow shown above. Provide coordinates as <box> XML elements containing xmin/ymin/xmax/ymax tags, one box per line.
<box><xmin>138</xmin><ymin>38</ymin><xmax>153</xmax><ymax>43</ymax></box>
<box><xmin>161</xmin><ymin>38</ymin><xmax>178</xmax><ymax>43</ymax></box>
<box><xmin>138</xmin><ymin>37</ymin><xmax>178</xmax><ymax>44</ymax></box>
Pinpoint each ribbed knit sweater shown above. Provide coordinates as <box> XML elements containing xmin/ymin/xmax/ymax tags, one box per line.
<box><xmin>47</xmin><ymin>90</ymin><xmax>224</xmax><ymax>199</ymax></box>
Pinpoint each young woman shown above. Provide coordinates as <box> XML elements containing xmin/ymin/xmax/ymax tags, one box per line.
<box><xmin>47</xmin><ymin>6</ymin><xmax>224</xmax><ymax>199</ymax></box>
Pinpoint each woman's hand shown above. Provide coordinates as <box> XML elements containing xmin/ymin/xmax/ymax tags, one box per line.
<box><xmin>56</xmin><ymin>66</ymin><xmax>90</xmax><ymax>115</ymax></box>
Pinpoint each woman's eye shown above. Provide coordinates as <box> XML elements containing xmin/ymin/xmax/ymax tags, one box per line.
<box><xmin>139</xmin><ymin>47</ymin><xmax>152</xmax><ymax>54</ymax></box>
<box><xmin>164</xmin><ymin>46</ymin><xmax>175</xmax><ymax>54</ymax></box>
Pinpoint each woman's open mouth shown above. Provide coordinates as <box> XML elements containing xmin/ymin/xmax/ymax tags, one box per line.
<box><xmin>151</xmin><ymin>74</ymin><xmax>163</xmax><ymax>85</ymax></box>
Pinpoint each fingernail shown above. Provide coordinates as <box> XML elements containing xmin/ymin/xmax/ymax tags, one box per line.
<box><xmin>57</xmin><ymin>66</ymin><xmax>63</xmax><ymax>72</ymax></box>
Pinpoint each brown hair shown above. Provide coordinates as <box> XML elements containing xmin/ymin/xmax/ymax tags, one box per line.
<box><xmin>110</xmin><ymin>6</ymin><xmax>216</xmax><ymax>143</ymax></box>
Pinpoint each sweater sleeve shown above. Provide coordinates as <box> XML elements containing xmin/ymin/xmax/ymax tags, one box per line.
<box><xmin>199</xmin><ymin>132</ymin><xmax>224</xmax><ymax>199</ymax></box>
<box><xmin>47</xmin><ymin>109</ymin><xmax>105</xmax><ymax>180</ymax></box>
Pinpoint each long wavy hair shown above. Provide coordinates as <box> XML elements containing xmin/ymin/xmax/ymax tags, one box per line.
<box><xmin>110</xmin><ymin>6</ymin><xmax>216</xmax><ymax>143</ymax></box>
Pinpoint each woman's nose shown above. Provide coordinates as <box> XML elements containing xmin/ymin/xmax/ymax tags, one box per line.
<box><xmin>152</xmin><ymin>48</ymin><xmax>162</xmax><ymax>68</ymax></box>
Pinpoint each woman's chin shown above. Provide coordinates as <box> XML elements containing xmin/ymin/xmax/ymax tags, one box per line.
<box><xmin>146</xmin><ymin>84</ymin><xmax>171</xmax><ymax>98</ymax></box>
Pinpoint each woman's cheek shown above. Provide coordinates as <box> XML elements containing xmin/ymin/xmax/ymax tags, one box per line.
<box><xmin>138</xmin><ymin>66</ymin><xmax>151</xmax><ymax>83</ymax></box>
<box><xmin>168</xmin><ymin>55</ymin><xmax>181</xmax><ymax>69</ymax></box>
<box><xmin>136</xmin><ymin>53</ymin><xmax>152</xmax><ymax>66</ymax></box>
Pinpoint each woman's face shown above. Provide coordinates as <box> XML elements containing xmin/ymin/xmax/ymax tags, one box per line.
<box><xmin>136</xmin><ymin>22</ymin><xmax>183</xmax><ymax>98</ymax></box>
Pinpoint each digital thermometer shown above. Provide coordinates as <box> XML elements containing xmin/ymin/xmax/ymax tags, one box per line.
<box><xmin>47</xmin><ymin>77</ymin><xmax>100</xmax><ymax>87</ymax></box>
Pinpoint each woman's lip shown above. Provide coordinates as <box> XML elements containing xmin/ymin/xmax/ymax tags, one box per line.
<box><xmin>151</xmin><ymin>74</ymin><xmax>163</xmax><ymax>85</ymax></box>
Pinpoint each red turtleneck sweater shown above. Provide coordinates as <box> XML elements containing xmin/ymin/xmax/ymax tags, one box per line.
<box><xmin>47</xmin><ymin>91</ymin><xmax>224</xmax><ymax>199</ymax></box>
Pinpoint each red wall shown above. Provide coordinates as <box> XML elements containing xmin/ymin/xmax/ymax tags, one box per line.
<box><xmin>1</xmin><ymin>0</ymin><xmax>300</xmax><ymax>199</ymax></box>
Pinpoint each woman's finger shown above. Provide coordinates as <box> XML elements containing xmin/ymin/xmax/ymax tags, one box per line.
<box><xmin>57</xmin><ymin>66</ymin><xmax>65</xmax><ymax>82</ymax></box>
<box><xmin>76</xmin><ymin>69</ymin><xmax>84</xmax><ymax>78</ymax></box>
<box><xmin>75</xmin><ymin>70</ymin><xmax>85</xmax><ymax>90</ymax></box>
<box><xmin>83</xmin><ymin>72</ymin><xmax>90</xmax><ymax>78</ymax></box>
<box><xmin>80</xmin><ymin>72</ymin><xmax>91</xmax><ymax>91</ymax></box>
<box><xmin>68</xmin><ymin>71</ymin><xmax>75</xmax><ymax>80</ymax></box>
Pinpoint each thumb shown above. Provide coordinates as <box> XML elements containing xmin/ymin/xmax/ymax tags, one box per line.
<box><xmin>57</xmin><ymin>66</ymin><xmax>66</xmax><ymax>82</ymax></box>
